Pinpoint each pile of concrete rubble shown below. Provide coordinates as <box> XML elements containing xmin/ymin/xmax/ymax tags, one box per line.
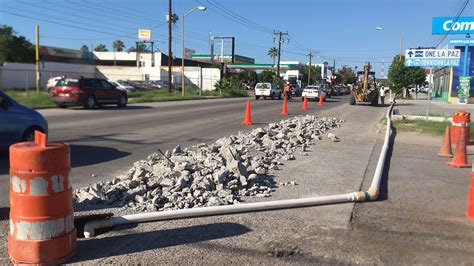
<box><xmin>74</xmin><ymin>115</ymin><xmax>343</xmax><ymax>212</ymax></box>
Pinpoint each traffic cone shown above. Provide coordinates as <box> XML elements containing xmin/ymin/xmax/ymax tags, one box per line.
<box><xmin>242</xmin><ymin>99</ymin><xmax>253</xmax><ymax>125</ymax></box>
<box><xmin>447</xmin><ymin>126</ymin><xmax>471</xmax><ymax>168</ymax></box>
<box><xmin>437</xmin><ymin>126</ymin><xmax>453</xmax><ymax>157</ymax></box>
<box><xmin>280</xmin><ymin>95</ymin><xmax>288</xmax><ymax>116</ymax></box>
<box><xmin>318</xmin><ymin>94</ymin><xmax>323</xmax><ymax>107</ymax></box>
<box><xmin>467</xmin><ymin>163</ymin><xmax>474</xmax><ymax>219</ymax></box>
<box><xmin>302</xmin><ymin>96</ymin><xmax>308</xmax><ymax>110</ymax></box>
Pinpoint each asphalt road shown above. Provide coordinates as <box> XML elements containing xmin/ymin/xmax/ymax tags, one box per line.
<box><xmin>0</xmin><ymin>95</ymin><xmax>348</xmax><ymax>208</ymax></box>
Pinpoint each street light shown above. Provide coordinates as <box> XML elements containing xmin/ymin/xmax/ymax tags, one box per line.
<box><xmin>376</xmin><ymin>26</ymin><xmax>403</xmax><ymax>62</ymax></box>
<box><xmin>182</xmin><ymin>6</ymin><xmax>206</xmax><ymax>97</ymax></box>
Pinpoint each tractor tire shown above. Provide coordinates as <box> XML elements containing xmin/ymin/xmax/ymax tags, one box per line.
<box><xmin>349</xmin><ymin>93</ymin><xmax>356</xmax><ymax>105</ymax></box>
<box><xmin>370</xmin><ymin>95</ymin><xmax>378</xmax><ymax>106</ymax></box>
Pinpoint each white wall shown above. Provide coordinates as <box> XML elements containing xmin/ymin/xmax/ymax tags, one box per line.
<box><xmin>0</xmin><ymin>62</ymin><xmax>95</xmax><ymax>89</ymax></box>
<box><xmin>0</xmin><ymin>62</ymin><xmax>220</xmax><ymax>91</ymax></box>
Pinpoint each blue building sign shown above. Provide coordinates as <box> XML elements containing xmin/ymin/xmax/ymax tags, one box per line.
<box><xmin>432</xmin><ymin>17</ymin><xmax>474</xmax><ymax>35</ymax></box>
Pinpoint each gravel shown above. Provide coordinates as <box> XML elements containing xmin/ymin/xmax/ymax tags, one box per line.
<box><xmin>73</xmin><ymin>115</ymin><xmax>343</xmax><ymax>212</ymax></box>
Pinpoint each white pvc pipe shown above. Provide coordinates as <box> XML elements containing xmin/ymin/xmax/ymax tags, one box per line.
<box><xmin>369</xmin><ymin>101</ymin><xmax>395</xmax><ymax>197</ymax></box>
<box><xmin>83</xmin><ymin>101</ymin><xmax>396</xmax><ymax>238</ymax></box>
<box><xmin>84</xmin><ymin>193</ymin><xmax>355</xmax><ymax>238</ymax></box>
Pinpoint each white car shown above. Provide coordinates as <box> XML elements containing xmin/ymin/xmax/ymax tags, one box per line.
<box><xmin>254</xmin><ymin>83</ymin><xmax>282</xmax><ymax>100</ymax></box>
<box><xmin>109</xmin><ymin>80</ymin><xmax>137</xmax><ymax>94</ymax></box>
<box><xmin>302</xmin><ymin>85</ymin><xmax>326</xmax><ymax>101</ymax></box>
<box><xmin>46</xmin><ymin>76</ymin><xmax>64</xmax><ymax>94</ymax></box>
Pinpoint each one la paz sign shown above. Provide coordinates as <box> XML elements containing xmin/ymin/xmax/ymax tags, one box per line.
<box><xmin>404</xmin><ymin>49</ymin><xmax>461</xmax><ymax>67</ymax></box>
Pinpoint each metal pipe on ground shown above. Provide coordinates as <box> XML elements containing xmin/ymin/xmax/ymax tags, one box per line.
<box><xmin>83</xmin><ymin>101</ymin><xmax>396</xmax><ymax>238</ymax></box>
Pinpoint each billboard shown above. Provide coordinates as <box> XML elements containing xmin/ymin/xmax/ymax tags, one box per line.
<box><xmin>432</xmin><ymin>17</ymin><xmax>474</xmax><ymax>35</ymax></box>
<box><xmin>138</xmin><ymin>29</ymin><xmax>151</xmax><ymax>41</ymax></box>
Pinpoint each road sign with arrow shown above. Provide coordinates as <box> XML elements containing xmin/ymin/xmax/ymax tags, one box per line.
<box><xmin>404</xmin><ymin>48</ymin><xmax>461</xmax><ymax>67</ymax></box>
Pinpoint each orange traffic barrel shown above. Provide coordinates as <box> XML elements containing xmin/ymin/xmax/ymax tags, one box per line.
<box><xmin>451</xmin><ymin>109</ymin><xmax>470</xmax><ymax>145</ymax></box>
<box><xmin>8</xmin><ymin>131</ymin><xmax>76</xmax><ymax>264</ymax></box>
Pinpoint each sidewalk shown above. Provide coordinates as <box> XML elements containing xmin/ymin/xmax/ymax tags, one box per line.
<box><xmin>394</xmin><ymin>97</ymin><xmax>474</xmax><ymax>117</ymax></box>
<box><xmin>346</xmin><ymin>130</ymin><xmax>474</xmax><ymax>264</ymax></box>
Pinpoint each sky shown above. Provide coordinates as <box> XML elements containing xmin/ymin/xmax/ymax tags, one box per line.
<box><xmin>1</xmin><ymin>0</ymin><xmax>473</xmax><ymax>77</ymax></box>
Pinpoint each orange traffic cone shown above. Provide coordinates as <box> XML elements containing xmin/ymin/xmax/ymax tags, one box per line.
<box><xmin>467</xmin><ymin>163</ymin><xmax>474</xmax><ymax>220</ymax></box>
<box><xmin>302</xmin><ymin>96</ymin><xmax>308</xmax><ymax>110</ymax></box>
<box><xmin>447</xmin><ymin>126</ymin><xmax>471</xmax><ymax>168</ymax></box>
<box><xmin>280</xmin><ymin>95</ymin><xmax>288</xmax><ymax>116</ymax></box>
<box><xmin>318</xmin><ymin>94</ymin><xmax>323</xmax><ymax>107</ymax></box>
<box><xmin>242</xmin><ymin>99</ymin><xmax>253</xmax><ymax>125</ymax></box>
<box><xmin>438</xmin><ymin>126</ymin><xmax>453</xmax><ymax>157</ymax></box>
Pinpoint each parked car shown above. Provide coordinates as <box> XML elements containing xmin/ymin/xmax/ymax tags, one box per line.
<box><xmin>254</xmin><ymin>83</ymin><xmax>282</xmax><ymax>100</ymax></box>
<box><xmin>340</xmin><ymin>86</ymin><xmax>350</xmax><ymax>95</ymax></box>
<box><xmin>291</xmin><ymin>84</ymin><xmax>303</xmax><ymax>97</ymax></box>
<box><xmin>46</xmin><ymin>76</ymin><xmax>64</xmax><ymax>94</ymax></box>
<box><xmin>109</xmin><ymin>80</ymin><xmax>137</xmax><ymax>94</ymax></box>
<box><xmin>51</xmin><ymin>77</ymin><xmax>128</xmax><ymax>109</ymax></box>
<box><xmin>302</xmin><ymin>85</ymin><xmax>326</xmax><ymax>101</ymax></box>
<box><xmin>0</xmin><ymin>91</ymin><xmax>48</xmax><ymax>150</ymax></box>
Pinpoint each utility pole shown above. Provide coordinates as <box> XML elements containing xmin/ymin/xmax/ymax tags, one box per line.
<box><xmin>35</xmin><ymin>25</ymin><xmax>40</xmax><ymax>93</ymax></box>
<box><xmin>273</xmin><ymin>31</ymin><xmax>288</xmax><ymax>77</ymax></box>
<box><xmin>167</xmin><ymin>0</ymin><xmax>173</xmax><ymax>93</ymax></box>
<box><xmin>307</xmin><ymin>52</ymin><xmax>313</xmax><ymax>86</ymax></box>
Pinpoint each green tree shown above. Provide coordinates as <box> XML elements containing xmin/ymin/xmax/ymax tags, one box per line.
<box><xmin>80</xmin><ymin>44</ymin><xmax>89</xmax><ymax>53</ymax></box>
<box><xmin>408</xmin><ymin>67</ymin><xmax>426</xmax><ymax>87</ymax></box>
<box><xmin>303</xmin><ymin>65</ymin><xmax>322</xmax><ymax>85</ymax></box>
<box><xmin>267</xmin><ymin>47</ymin><xmax>278</xmax><ymax>65</ymax></box>
<box><xmin>113</xmin><ymin>39</ymin><xmax>125</xmax><ymax>52</ymax></box>
<box><xmin>94</xmin><ymin>44</ymin><xmax>108</xmax><ymax>52</ymax></box>
<box><xmin>0</xmin><ymin>25</ymin><xmax>35</xmax><ymax>65</ymax></box>
<box><xmin>388</xmin><ymin>55</ymin><xmax>426</xmax><ymax>98</ymax></box>
<box><xmin>127</xmin><ymin>43</ymin><xmax>150</xmax><ymax>53</ymax></box>
<box><xmin>336</xmin><ymin>66</ymin><xmax>357</xmax><ymax>84</ymax></box>
<box><xmin>238</xmin><ymin>69</ymin><xmax>258</xmax><ymax>88</ymax></box>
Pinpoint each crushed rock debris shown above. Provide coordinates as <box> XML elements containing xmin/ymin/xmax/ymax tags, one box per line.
<box><xmin>74</xmin><ymin>115</ymin><xmax>343</xmax><ymax>212</ymax></box>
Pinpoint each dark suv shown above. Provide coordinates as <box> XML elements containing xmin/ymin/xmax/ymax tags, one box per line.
<box><xmin>52</xmin><ymin>77</ymin><xmax>128</xmax><ymax>109</ymax></box>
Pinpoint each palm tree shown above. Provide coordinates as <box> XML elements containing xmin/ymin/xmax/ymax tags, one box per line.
<box><xmin>94</xmin><ymin>44</ymin><xmax>108</xmax><ymax>52</ymax></box>
<box><xmin>80</xmin><ymin>44</ymin><xmax>89</xmax><ymax>53</ymax></box>
<box><xmin>113</xmin><ymin>40</ymin><xmax>125</xmax><ymax>52</ymax></box>
<box><xmin>267</xmin><ymin>47</ymin><xmax>279</xmax><ymax>65</ymax></box>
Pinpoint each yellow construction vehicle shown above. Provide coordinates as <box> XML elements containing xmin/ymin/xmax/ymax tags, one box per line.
<box><xmin>350</xmin><ymin>62</ymin><xmax>378</xmax><ymax>106</ymax></box>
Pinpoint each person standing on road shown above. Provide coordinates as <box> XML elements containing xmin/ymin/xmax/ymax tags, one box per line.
<box><xmin>379</xmin><ymin>86</ymin><xmax>386</xmax><ymax>105</ymax></box>
<box><xmin>284</xmin><ymin>83</ymin><xmax>292</xmax><ymax>100</ymax></box>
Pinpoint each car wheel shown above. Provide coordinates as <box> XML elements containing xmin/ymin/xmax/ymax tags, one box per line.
<box><xmin>84</xmin><ymin>95</ymin><xmax>97</xmax><ymax>109</ymax></box>
<box><xmin>271</xmin><ymin>93</ymin><xmax>275</xmax><ymax>100</ymax></box>
<box><xmin>278</xmin><ymin>93</ymin><xmax>282</xmax><ymax>100</ymax></box>
<box><xmin>21</xmin><ymin>127</ymin><xmax>44</xmax><ymax>142</ymax></box>
<box><xmin>117</xmin><ymin>95</ymin><xmax>128</xmax><ymax>107</ymax></box>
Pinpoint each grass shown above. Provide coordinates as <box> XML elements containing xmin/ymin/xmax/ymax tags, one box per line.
<box><xmin>383</xmin><ymin>118</ymin><xmax>474</xmax><ymax>139</ymax></box>
<box><xmin>4</xmin><ymin>89</ymin><xmax>55</xmax><ymax>109</ymax></box>
<box><xmin>4</xmin><ymin>88</ymin><xmax>248</xmax><ymax>108</ymax></box>
<box><xmin>415</xmin><ymin>112</ymin><xmax>449</xmax><ymax>118</ymax></box>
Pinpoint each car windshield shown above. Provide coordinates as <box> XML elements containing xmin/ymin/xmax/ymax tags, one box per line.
<box><xmin>56</xmin><ymin>78</ymin><xmax>79</xmax><ymax>87</ymax></box>
<box><xmin>256</xmin><ymin>83</ymin><xmax>270</xmax><ymax>89</ymax></box>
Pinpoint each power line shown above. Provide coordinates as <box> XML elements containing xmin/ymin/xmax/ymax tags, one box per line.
<box><xmin>432</xmin><ymin>0</ymin><xmax>470</xmax><ymax>47</ymax></box>
<box><xmin>197</xmin><ymin>0</ymin><xmax>274</xmax><ymax>34</ymax></box>
<box><xmin>42</xmin><ymin>0</ymin><xmax>154</xmax><ymax>27</ymax></box>
<box><xmin>0</xmin><ymin>10</ymin><xmax>131</xmax><ymax>37</ymax></box>
<box><xmin>205</xmin><ymin>0</ymin><xmax>273</xmax><ymax>33</ymax></box>
<box><xmin>7</xmin><ymin>5</ymin><xmax>138</xmax><ymax>34</ymax></box>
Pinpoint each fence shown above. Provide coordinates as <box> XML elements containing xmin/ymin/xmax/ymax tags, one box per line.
<box><xmin>0</xmin><ymin>62</ymin><xmax>220</xmax><ymax>92</ymax></box>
